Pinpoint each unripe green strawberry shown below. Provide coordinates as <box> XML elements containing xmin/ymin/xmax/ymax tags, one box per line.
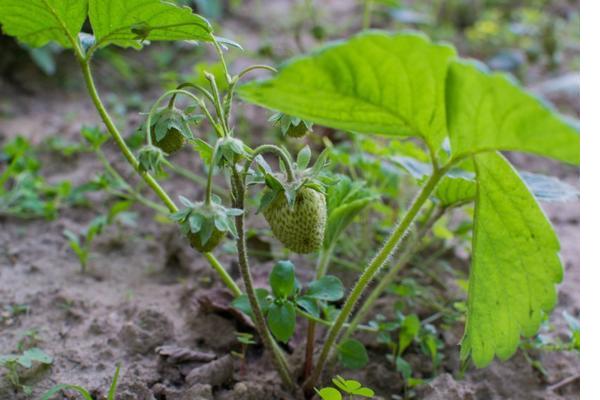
<box><xmin>263</xmin><ymin>187</ymin><xmax>326</xmax><ymax>254</ymax></box>
<box><xmin>187</xmin><ymin>229</ymin><xmax>225</xmax><ymax>253</ymax></box>
<box><xmin>152</xmin><ymin>125</ymin><xmax>185</xmax><ymax>154</ymax></box>
<box><xmin>150</xmin><ymin>108</ymin><xmax>188</xmax><ymax>154</ymax></box>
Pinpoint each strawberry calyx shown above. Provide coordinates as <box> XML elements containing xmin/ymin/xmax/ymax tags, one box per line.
<box><xmin>171</xmin><ymin>195</ymin><xmax>243</xmax><ymax>252</ymax></box>
<box><xmin>269</xmin><ymin>112</ymin><xmax>313</xmax><ymax>138</ymax></box>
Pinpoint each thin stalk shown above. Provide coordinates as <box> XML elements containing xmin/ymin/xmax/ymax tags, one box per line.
<box><xmin>204</xmin><ymin>141</ymin><xmax>220</xmax><ymax>205</ymax></box>
<box><xmin>230</xmin><ymin>168</ymin><xmax>294</xmax><ymax>388</ymax></box>
<box><xmin>341</xmin><ymin>205</ymin><xmax>446</xmax><ymax>340</ymax></box>
<box><xmin>243</xmin><ymin>144</ymin><xmax>296</xmax><ymax>183</ymax></box>
<box><xmin>211</xmin><ymin>35</ymin><xmax>231</xmax><ymax>84</ymax></box>
<box><xmin>168</xmin><ymin>82</ymin><xmax>215</xmax><ymax>109</ymax></box>
<box><xmin>96</xmin><ymin>148</ymin><xmax>171</xmax><ymax>215</ymax></box>
<box><xmin>303</xmin><ymin>169</ymin><xmax>446</xmax><ymax>390</ymax></box>
<box><xmin>168</xmin><ymin>162</ymin><xmax>228</xmax><ymax>198</ymax></box>
<box><xmin>315</xmin><ymin>246</ymin><xmax>334</xmax><ymax>279</ymax></box>
<box><xmin>146</xmin><ymin>89</ymin><xmax>218</xmax><ymax>146</ymax></box>
<box><xmin>297</xmin><ymin>309</ymin><xmax>377</xmax><ymax>333</ymax></box>
<box><xmin>204</xmin><ymin>72</ymin><xmax>229</xmax><ymax>133</ymax></box>
<box><xmin>0</xmin><ymin>147</ymin><xmax>25</xmax><ymax>190</ymax></box>
<box><xmin>79</xmin><ymin>60</ymin><xmax>177</xmax><ymax>213</ymax></box>
<box><xmin>303</xmin><ymin>245</ymin><xmax>334</xmax><ymax>379</ymax></box>
<box><xmin>205</xmin><ymin>252</ymin><xmax>242</xmax><ymax>297</ymax></box>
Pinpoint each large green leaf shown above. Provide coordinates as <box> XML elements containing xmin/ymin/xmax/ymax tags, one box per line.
<box><xmin>0</xmin><ymin>0</ymin><xmax>88</xmax><ymax>48</ymax></box>
<box><xmin>238</xmin><ymin>31</ymin><xmax>456</xmax><ymax>152</ymax></box>
<box><xmin>461</xmin><ymin>152</ymin><xmax>563</xmax><ymax>367</ymax></box>
<box><xmin>88</xmin><ymin>0</ymin><xmax>212</xmax><ymax>49</ymax></box>
<box><xmin>447</xmin><ymin>60</ymin><xmax>579</xmax><ymax>165</ymax></box>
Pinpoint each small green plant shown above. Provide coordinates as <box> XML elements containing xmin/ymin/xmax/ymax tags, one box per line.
<box><xmin>41</xmin><ymin>364</ymin><xmax>120</xmax><ymax>400</ymax></box>
<box><xmin>0</xmin><ymin>136</ymin><xmax>72</xmax><ymax>219</ymax></box>
<box><xmin>0</xmin><ymin>2</ymin><xmax>579</xmax><ymax>396</ymax></box>
<box><xmin>64</xmin><ymin>200</ymin><xmax>136</xmax><ymax>272</ymax></box>
<box><xmin>233</xmin><ymin>260</ymin><xmax>345</xmax><ymax>343</ymax></box>
<box><xmin>0</xmin><ymin>348</ymin><xmax>53</xmax><ymax>395</ymax></box>
<box><xmin>316</xmin><ymin>375</ymin><xmax>375</xmax><ymax>400</ymax></box>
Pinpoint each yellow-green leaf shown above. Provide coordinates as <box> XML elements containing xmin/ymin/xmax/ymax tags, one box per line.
<box><xmin>238</xmin><ymin>31</ymin><xmax>456</xmax><ymax>152</ymax></box>
<box><xmin>88</xmin><ymin>0</ymin><xmax>212</xmax><ymax>49</ymax></box>
<box><xmin>0</xmin><ymin>0</ymin><xmax>87</xmax><ymax>48</ymax></box>
<box><xmin>461</xmin><ymin>152</ymin><xmax>563</xmax><ymax>367</ymax></box>
<box><xmin>447</xmin><ymin>60</ymin><xmax>579</xmax><ymax>165</ymax></box>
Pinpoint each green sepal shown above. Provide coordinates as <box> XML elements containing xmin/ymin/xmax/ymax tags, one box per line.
<box><xmin>269</xmin><ymin>112</ymin><xmax>313</xmax><ymax>138</ymax></box>
<box><xmin>214</xmin><ymin>137</ymin><xmax>247</xmax><ymax>167</ymax></box>
<box><xmin>137</xmin><ymin>144</ymin><xmax>166</xmax><ymax>174</ymax></box>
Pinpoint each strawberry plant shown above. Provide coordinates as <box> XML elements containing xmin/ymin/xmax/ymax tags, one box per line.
<box><xmin>0</xmin><ymin>1</ymin><xmax>578</xmax><ymax>397</ymax></box>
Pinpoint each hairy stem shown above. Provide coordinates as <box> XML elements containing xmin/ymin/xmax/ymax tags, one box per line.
<box><xmin>230</xmin><ymin>168</ymin><xmax>294</xmax><ymax>388</ymax></box>
<box><xmin>303</xmin><ymin>170</ymin><xmax>446</xmax><ymax>390</ymax></box>
<box><xmin>341</xmin><ymin>205</ymin><xmax>446</xmax><ymax>340</ymax></box>
<box><xmin>303</xmin><ymin>246</ymin><xmax>334</xmax><ymax>379</ymax></box>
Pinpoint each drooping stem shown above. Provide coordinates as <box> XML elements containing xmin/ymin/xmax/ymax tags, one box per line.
<box><xmin>146</xmin><ymin>89</ymin><xmax>220</xmax><ymax>146</ymax></box>
<box><xmin>80</xmin><ymin>60</ymin><xmax>178</xmax><ymax>213</ymax></box>
<box><xmin>243</xmin><ymin>144</ymin><xmax>296</xmax><ymax>183</ymax></box>
<box><xmin>79</xmin><ymin>59</ymin><xmax>242</xmax><ymax>297</ymax></box>
<box><xmin>341</xmin><ymin>205</ymin><xmax>447</xmax><ymax>340</ymax></box>
<box><xmin>230</xmin><ymin>168</ymin><xmax>294</xmax><ymax>388</ymax></box>
<box><xmin>303</xmin><ymin>169</ymin><xmax>446</xmax><ymax>390</ymax></box>
<box><xmin>205</xmin><ymin>252</ymin><xmax>242</xmax><ymax>297</ymax></box>
<box><xmin>168</xmin><ymin>82</ymin><xmax>215</xmax><ymax>109</ymax></box>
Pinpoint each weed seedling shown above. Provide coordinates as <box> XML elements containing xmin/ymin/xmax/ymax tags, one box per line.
<box><xmin>0</xmin><ymin>347</ymin><xmax>53</xmax><ymax>395</ymax></box>
<box><xmin>316</xmin><ymin>375</ymin><xmax>375</xmax><ymax>400</ymax></box>
<box><xmin>41</xmin><ymin>364</ymin><xmax>120</xmax><ymax>400</ymax></box>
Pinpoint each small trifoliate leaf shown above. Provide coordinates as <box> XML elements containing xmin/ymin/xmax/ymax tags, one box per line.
<box><xmin>269</xmin><ymin>260</ymin><xmax>296</xmax><ymax>299</ymax></box>
<box><xmin>297</xmin><ymin>296</ymin><xmax>320</xmax><ymax>317</ymax></box>
<box><xmin>306</xmin><ymin>276</ymin><xmax>344</xmax><ymax>301</ymax></box>
<box><xmin>267</xmin><ymin>302</ymin><xmax>296</xmax><ymax>342</ymax></box>
<box><xmin>315</xmin><ymin>387</ymin><xmax>342</xmax><ymax>400</ymax></box>
<box><xmin>337</xmin><ymin>339</ymin><xmax>368</xmax><ymax>369</ymax></box>
<box><xmin>232</xmin><ymin>289</ymin><xmax>270</xmax><ymax>317</ymax></box>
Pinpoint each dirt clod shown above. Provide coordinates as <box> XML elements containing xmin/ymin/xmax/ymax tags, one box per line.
<box><xmin>185</xmin><ymin>355</ymin><xmax>234</xmax><ymax>387</ymax></box>
<box><xmin>183</xmin><ymin>383</ymin><xmax>214</xmax><ymax>400</ymax></box>
<box><xmin>118</xmin><ymin>308</ymin><xmax>175</xmax><ymax>353</ymax></box>
<box><xmin>416</xmin><ymin>373</ymin><xmax>476</xmax><ymax>400</ymax></box>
